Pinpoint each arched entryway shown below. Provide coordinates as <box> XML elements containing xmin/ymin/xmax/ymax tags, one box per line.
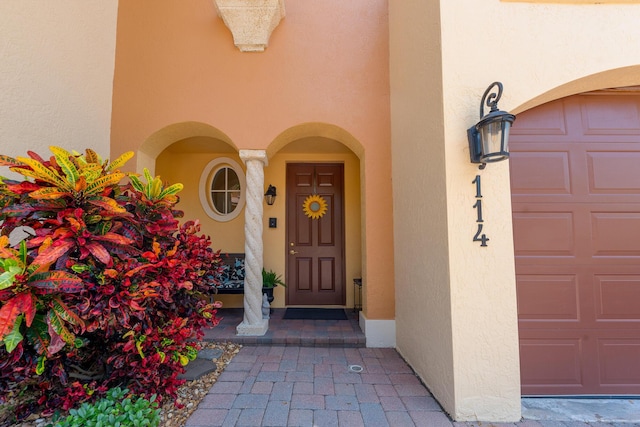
<box><xmin>266</xmin><ymin>124</ymin><xmax>364</xmax><ymax>310</ymax></box>
<box><xmin>137</xmin><ymin>121</ymin><xmax>366</xmax><ymax>334</ymax></box>
<box><xmin>510</xmin><ymin>89</ymin><xmax>640</xmax><ymax>395</ymax></box>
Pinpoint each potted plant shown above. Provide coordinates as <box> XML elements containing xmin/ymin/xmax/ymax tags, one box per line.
<box><xmin>262</xmin><ymin>268</ymin><xmax>285</xmax><ymax>304</ymax></box>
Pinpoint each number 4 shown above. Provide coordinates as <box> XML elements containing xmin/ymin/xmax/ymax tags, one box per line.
<box><xmin>473</xmin><ymin>224</ymin><xmax>489</xmax><ymax>247</ymax></box>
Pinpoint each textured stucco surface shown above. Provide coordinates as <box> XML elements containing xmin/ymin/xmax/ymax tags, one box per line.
<box><xmin>0</xmin><ymin>1</ymin><xmax>117</xmax><ymax>167</ymax></box>
<box><xmin>112</xmin><ymin>0</ymin><xmax>394</xmax><ymax>320</ymax></box>
<box><xmin>391</xmin><ymin>0</ymin><xmax>640</xmax><ymax>422</ymax></box>
<box><xmin>390</xmin><ymin>0</ymin><xmax>457</xmax><ymax>417</ymax></box>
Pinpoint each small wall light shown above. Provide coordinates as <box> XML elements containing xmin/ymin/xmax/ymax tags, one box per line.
<box><xmin>467</xmin><ymin>82</ymin><xmax>516</xmax><ymax>169</ymax></box>
<box><xmin>264</xmin><ymin>185</ymin><xmax>277</xmax><ymax>206</ymax></box>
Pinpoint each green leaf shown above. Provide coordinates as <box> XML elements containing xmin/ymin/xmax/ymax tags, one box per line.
<box><xmin>0</xmin><ymin>265</ymin><xmax>21</xmax><ymax>290</ymax></box>
<box><xmin>94</xmin><ymin>220</ymin><xmax>111</xmax><ymax>234</ymax></box>
<box><xmin>79</xmin><ymin>162</ymin><xmax>102</xmax><ymax>183</ymax></box>
<box><xmin>143</xmin><ymin>168</ymin><xmax>153</xmax><ymax>186</ymax></box>
<box><xmin>3</xmin><ymin>314</ymin><xmax>24</xmax><ymax>352</ymax></box>
<box><xmin>13</xmin><ymin>156</ymin><xmax>70</xmax><ymax>190</ymax></box>
<box><xmin>158</xmin><ymin>183</ymin><xmax>184</xmax><ymax>199</ymax></box>
<box><xmin>36</xmin><ymin>354</ymin><xmax>46</xmax><ymax>375</ymax></box>
<box><xmin>71</xmin><ymin>263</ymin><xmax>90</xmax><ymax>273</ymax></box>
<box><xmin>0</xmin><ymin>154</ymin><xmax>23</xmax><ymax>167</ymax></box>
<box><xmin>105</xmin><ymin>151</ymin><xmax>134</xmax><ymax>172</ymax></box>
<box><xmin>129</xmin><ymin>174</ymin><xmax>145</xmax><ymax>192</ymax></box>
<box><xmin>84</xmin><ymin>173</ymin><xmax>125</xmax><ymax>196</ymax></box>
<box><xmin>19</xmin><ymin>240</ymin><xmax>27</xmax><ymax>267</ymax></box>
<box><xmin>47</xmin><ymin>309</ymin><xmax>75</xmax><ymax>346</ymax></box>
<box><xmin>52</xmin><ymin>298</ymin><xmax>84</xmax><ymax>328</ymax></box>
<box><xmin>25</xmin><ymin>314</ymin><xmax>49</xmax><ymax>355</ymax></box>
<box><xmin>50</xmin><ymin>146</ymin><xmax>79</xmax><ymax>185</ymax></box>
<box><xmin>148</xmin><ymin>177</ymin><xmax>163</xmax><ymax>200</ymax></box>
<box><xmin>28</xmin><ymin>187</ymin><xmax>71</xmax><ymax>200</ymax></box>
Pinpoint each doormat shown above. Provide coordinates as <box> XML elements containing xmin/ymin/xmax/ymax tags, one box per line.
<box><xmin>283</xmin><ymin>308</ymin><xmax>348</xmax><ymax>320</ymax></box>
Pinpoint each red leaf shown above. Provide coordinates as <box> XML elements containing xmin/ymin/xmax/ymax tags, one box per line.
<box><xmin>52</xmin><ymin>298</ymin><xmax>85</xmax><ymax>331</ymax></box>
<box><xmin>93</xmin><ymin>232</ymin><xmax>133</xmax><ymax>246</ymax></box>
<box><xmin>85</xmin><ymin>242</ymin><xmax>112</xmax><ymax>266</ymax></box>
<box><xmin>29</xmin><ymin>271</ymin><xmax>84</xmax><ymax>294</ymax></box>
<box><xmin>23</xmin><ymin>293</ymin><xmax>36</xmax><ymax>327</ymax></box>
<box><xmin>129</xmin><ymin>300</ymin><xmax>146</xmax><ymax>311</ymax></box>
<box><xmin>87</xmin><ymin>196</ymin><xmax>128</xmax><ymax>215</ymax></box>
<box><xmin>47</xmin><ymin>323</ymin><xmax>66</xmax><ymax>355</ymax></box>
<box><xmin>27</xmin><ymin>150</ymin><xmax>47</xmax><ymax>163</ymax></box>
<box><xmin>33</xmin><ymin>240</ymin><xmax>74</xmax><ymax>266</ymax></box>
<box><xmin>2</xmin><ymin>204</ymin><xmax>42</xmax><ymax>217</ymax></box>
<box><xmin>0</xmin><ymin>292</ymin><xmax>32</xmax><ymax>340</ymax></box>
<box><xmin>5</xmin><ymin>181</ymin><xmax>41</xmax><ymax>194</ymax></box>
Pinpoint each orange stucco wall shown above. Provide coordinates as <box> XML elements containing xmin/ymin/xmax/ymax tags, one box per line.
<box><xmin>111</xmin><ymin>0</ymin><xmax>394</xmax><ymax>319</ymax></box>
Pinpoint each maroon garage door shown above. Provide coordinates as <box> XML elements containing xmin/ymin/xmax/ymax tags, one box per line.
<box><xmin>510</xmin><ymin>92</ymin><xmax>640</xmax><ymax>395</ymax></box>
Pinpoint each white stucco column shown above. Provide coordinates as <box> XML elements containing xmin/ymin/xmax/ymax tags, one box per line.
<box><xmin>237</xmin><ymin>150</ymin><xmax>268</xmax><ymax>336</ymax></box>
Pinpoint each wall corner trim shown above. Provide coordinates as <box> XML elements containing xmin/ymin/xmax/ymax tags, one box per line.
<box><xmin>359</xmin><ymin>312</ymin><xmax>396</xmax><ymax>348</ymax></box>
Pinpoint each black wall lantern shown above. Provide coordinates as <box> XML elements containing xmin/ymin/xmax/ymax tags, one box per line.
<box><xmin>264</xmin><ymin>184</ymin><xmax>277</xmax><ymax>206</ymax></box>
<box><xmin>467</xmin><ymin>82</ymin><xmax>516</xmax><ymax>169</ymax></box>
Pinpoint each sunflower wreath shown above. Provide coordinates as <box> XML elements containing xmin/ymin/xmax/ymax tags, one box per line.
<box><xmin>302</xmin><ymin>194</ymin><xmax>328</xmax><ymax>219</ymax></box>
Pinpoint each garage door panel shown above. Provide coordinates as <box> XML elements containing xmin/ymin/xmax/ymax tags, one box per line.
<box><xmin>510</xmin><ymin>151</ymin><xmax>571</xmax><ymax>196</ymax></box>
<box><xmin>519</xmin><ymin>337</ymin><xmax>584</xmax><ymax>388</ymax></box>
<box><xmin>580</xmin><ymin>96</ymin><xmax>640</xmax><ymax>135</ymax></box>
<box><xmin>598</xmin><ymin>338</ymin><xmax>640</xmax><ymax>387</ymax></box>
<box><xmin>591</xmin><ymin>212</ymin><xmax>640</xmax><ymax>257</ymax></box>
<box><xmin>587</xmin><ymin>152</ymin><xmax>640</xmax><ymax>194</ymax></box>
<box><xmin>593</xmin><ymin>274</ymin><xmax>640</xmax><ymax>322</ymax></box>
<box><xmin>512</xmin><ymin>211</ymin><xmax>575</xmax><ymax>257</ymax></box>
<box><xmin>517</xmin><ymin>274</ymin><xmax>579</xmax><ymax>322</ymax></box>
<box><xmin>510</xmin><ymin>100</ymin><xmax>567</xmax><ymax>136</ymax></box>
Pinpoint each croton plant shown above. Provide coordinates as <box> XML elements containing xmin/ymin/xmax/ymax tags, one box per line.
<box><xmin>0</xmin><ymin>147</ymin><xmax>222</xmax><ymax>421</ymax></box>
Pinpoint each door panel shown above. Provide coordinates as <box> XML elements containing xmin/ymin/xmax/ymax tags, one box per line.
<box><xmin>286</xmin><ymin>163</ymin><xmax>345</xmax><ymax>305</ymax></box>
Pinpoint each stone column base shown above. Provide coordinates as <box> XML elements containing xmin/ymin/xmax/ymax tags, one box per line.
<box><xmin>236</xmin><ymin>319</ymin><xmax>269</xmax><ymax>336</ymax></box>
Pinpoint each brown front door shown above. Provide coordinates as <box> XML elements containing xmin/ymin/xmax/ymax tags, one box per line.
<box><xmin>510</xmin><ymin>93</ymin><xmax>640</xmax><ymax>395</ymax></box>
<box><xmin>286</xmin><ymin>163</ymin><xmax>345</xmax><ymax>305</ymax></box>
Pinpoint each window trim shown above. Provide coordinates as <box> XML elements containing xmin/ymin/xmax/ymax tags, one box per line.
<box><xmin>199</xmin><ymin>157</ymin><xmax>246</xmax><ymax>222</ymax></box>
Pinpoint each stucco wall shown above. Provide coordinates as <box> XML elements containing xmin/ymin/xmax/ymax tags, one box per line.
<box><xmin>389</xmin><ymin>0</ymin><xmax>457</xmax><ymax>417</ymax></box>
<box><xmin>392</xmin><ymin>0</ymin><xmax>640</xmax><ymax>422</ymax></box>
<box><xmin>112</xmin><ymin>0</ymin><xmax>394</xmax><ymax>320</ymax></box>
<box><xmin>0</xmin><ymin>1</ymin><xmax>118</xmax><ymax>166</ymax></box>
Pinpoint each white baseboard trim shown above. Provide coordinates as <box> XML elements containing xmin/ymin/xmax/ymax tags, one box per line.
<box><xmin>359</xmin><ymin>312</ymin><xmax>396</xmax><ymax>348</ymax></box>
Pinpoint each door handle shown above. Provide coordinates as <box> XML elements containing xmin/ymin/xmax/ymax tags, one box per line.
<box><xmin>289</xmin><ymin>250</ymin><xmax>298</xmax><ymax>255</ymax></box>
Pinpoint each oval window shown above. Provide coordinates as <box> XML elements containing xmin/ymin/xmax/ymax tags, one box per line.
<box><xmin>199</xmin><ymin>158</ymin><xmax>246</xmax><ymax>222</ymax></box>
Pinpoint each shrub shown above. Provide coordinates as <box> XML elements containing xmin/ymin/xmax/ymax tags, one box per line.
<box><xmin>0</xmin><ymin>148</ymin><xmax>222</xmax><ymax>422</ymax></box>
<box><xmin>54</xmin><ymin>386</ymin><xmax>160</xmax><ymax>427</ymax></box>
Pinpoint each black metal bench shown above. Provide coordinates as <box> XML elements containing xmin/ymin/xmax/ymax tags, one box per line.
<box><xmin>214</xmin><ymin>253</ymin><xmax>245</xmax><ymax>294</ymax></box>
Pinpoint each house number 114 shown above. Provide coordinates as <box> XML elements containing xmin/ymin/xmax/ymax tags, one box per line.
<box><xmin>472</xmin><ymin>175</ymin><xmax>489</xmax><ymax>247</ymax></box>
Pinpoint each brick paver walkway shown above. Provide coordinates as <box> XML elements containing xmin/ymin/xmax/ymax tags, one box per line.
<box><xmin>185</xmin><ymin>345</ymin><xmax>639</xmax><ymax>427</ymax></box>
